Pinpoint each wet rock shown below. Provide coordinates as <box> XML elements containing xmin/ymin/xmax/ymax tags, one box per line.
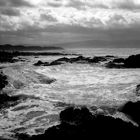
<box><xmin>89</xmin><ymin>56</ymin><xmax>107</xmax><ymax>63</ymax></box>
<box><xmin>60</xmin><ymin>107</ymin><xmax>93</xmax><ymax>125</ymax></box>
<box><xmin>135</xmin><ymin>84</ymin><xmax>140</xmax><ymax>96</ymax></box>
<box><xmin>106</xmin><ymin>54</ymin><xmax>140</xmax><ymax>68</ymax></box>
<box><xmin>112</xmin><ymin>58</ymin><xmax>125</xmax><ymax>63</ymax></box>
<box><xmin>0</xmin><ymin>92</ymin><xmax>40</xmax><ymax>110</ymax></box>
<box><xmin>54</xmin><ymin>57</ymin><xmax>70</xmax><ymax>63</ymax></box>
<box><xmin>124</xmin><ymin>54</ymin><xmax>140</xmax><ymax>68</ymax></box>
<box><xmin>34</xmin><ymin>61</ymin><xmax>49</xmax><ymax>66</ymax></box>
<box><xmin>49</xmin><ymin>60</ymin><xmax>63</xmax><ymax>66</ymax></box>
<box><xmin>0</xmin><ymin>51</ymin><xmax>17</xmax><ymax>63</ymax></box>
<box><xmin>69</xmin><ymin>56</ymin><xmax>90</xmax><ymax>63</ymax></box>
<box><xmin>119</xmin><ymin>101</ymin><xmax>140</xmax><ymax>125</ymax></box>
<box><xmin>106</xmin><ymin>61</ymin><xmax>124</xmax><ymax>68</ymax></box>
<box><xmin>0</xmin><ymin>93</ymin><xmax>20</xmax><ymax>109</ymax></box>
<box><xmin>19</xmin><ymin>107</ymin><xmax>139</xmax><ymax>140</ymax></box>
<box><xmin>34</xmin><ymin>60</ymin><xmax>62</xmax><ymax>66</ymax></box>
<box><xmin>0</xmin><ymin>72</ymin><xmax>8</xmax><ymax>90</ymax></box>
<box><xmin>34</xmin><ymin>56</ymin><xmax>109</xmax><ymax>67</ymax></box>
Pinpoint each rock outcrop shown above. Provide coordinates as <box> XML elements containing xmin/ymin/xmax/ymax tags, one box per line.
<box><xmin>17</xmin><ymin>107</ymin><xmax>139</xmax><ymax>140</ymax></box>
<box><xmin>0</xmin><ymin>72</ymin><xmax>8</xmax><ymax>90</ymax></box>
<box><xmin>135</xmin><ymin>84</ymin><xmax>140</xmax><ymax>96</ymax></box>
<box><xmin>124</xmin><ymin>54</ymin><xmax>140</xmax><ymax>68</ymax></box>
<box><xmin>106</xmin><ymin>54</ymin><xmax>140</xmax><ymax>68</ymax></box>
<box><xmin>34</xmin><ymin>56</ymin><xmax>109</xmax><ymax>66</ymax></box>
<box><xmin>0</xmin><ymin>94</ymin><xmax>20</xmax><ymax>109</ymax></box>
<box><xmin>119</xmin><ymin>101</ymin><xmax>140</xmax><ymax>125</ymax></box>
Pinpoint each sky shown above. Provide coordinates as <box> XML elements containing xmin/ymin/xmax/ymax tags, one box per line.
<box><xmin>0</xmin><ymin>0</ymin><xmax>140</xmax><ymax>47</ymax></box>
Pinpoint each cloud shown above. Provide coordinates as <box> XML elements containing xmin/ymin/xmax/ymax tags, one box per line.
<box><xmin>0</xmin><ymin>8</ymin><xmax>20</xmax><ymax>16</ymax></box>
<box><xmin>1</xmin><ymin>0</ymin><xmax>140</xmax><ymax>45</ymax></box>
<box><xmin>65</xmin><ymin>0</ymin><xmax>86</xmax><ymax>10</ymax></box>
<box><xmin>0</xmin><ymin>0</ymin><xmax>33</xmax><ymax>7</ymax></box>
<box><xmin>63</xmin><ymin>0</ymin><xmax>140</xmax><ymax>10</ymax></box>
<box><xmin>107</xmin><ymin>0</ymin><xmax>140</xmax><ymax>10</ymax></box>
<box><xmin>40</xmin><ymin>14</ymin><xmax>58</xmax><ymax>22</ymax></box>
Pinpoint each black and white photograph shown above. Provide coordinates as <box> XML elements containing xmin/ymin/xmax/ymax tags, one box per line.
<box><xmin>1</xmin><ymin>0</ymin><xmax>140</xmax><ymax>139</ymax></box>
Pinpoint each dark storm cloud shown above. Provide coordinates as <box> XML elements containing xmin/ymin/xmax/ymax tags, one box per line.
<box><xmin>0</xmin><ymin>8</ymin><xmax>20</xmax><ymax>16</ymax></box>
<box><xmin>0</xmin><ymin>0</ymin><xmax>33</xmax><ymax>7</ymax></box>
<box><xmin>0</xmin><ymin>0</ymin><xmax>140</xmax><ymax>46</ymax></box>
<box><xmin>112</xmin><ymin>0</ymin><xmax>140</xmax><ymax>10</ymax></box>
<box><xmin>1</xmin><ymin>23</ymin><xmax>140</xmax><ymax>46</ymax></box>
<box><xmin>64</xmin><ymin>0</ymin><xmax>140</xmax><ymax>10</ymax></box>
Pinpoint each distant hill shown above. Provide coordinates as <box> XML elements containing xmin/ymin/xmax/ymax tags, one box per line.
<box><xmin>0</xmin><ymin>44</ymin><xmax>63</xmax><ymax>51</ymax></box>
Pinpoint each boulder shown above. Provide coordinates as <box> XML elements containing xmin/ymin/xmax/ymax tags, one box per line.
<box><xmin>124</xmin><ymin>54</ymin><xmax>140</xmax><ymax>68</ymax></box>
<box><xmin>34</xmin><ymin>61</ymin><xmax>49</xmax><ymax>66</ymax></box>
<box><xmin>119</xmin><ymin>101</ymin><xmax>140</xmax><ymax>125</ymax></box>
<box><xmin>20</xmin><ymin>107</ymin><xmax>139</xmax><ymax>140</ymax></box>
<box><xmin>106</xmin><ymin>54</ymin><xmax>140</xmax><ymax>68</ymax></box>
<box><xmin>0</xmin><ymin>72</ymin><xmax>8</xmax><ymax>90</ymax></box>
<box><xmin>106</xmin><ymin>61</ymin><xmax>124</xmax><ymax>68</ymax></box>
<box><xmin>89</xmin><ymin>56</ymin><xmax>107</xmax><ymax>63</ymax></box>
<box><xmin>0</xmin><ymin>93</ymin><xmax>20</xmax><ymax>109</ymax></box>
<box><xmin>112</xmin><ymin>58</ymin><xmax>125</xmax><ymax>63</ymax></box>
<box><xmin>135</xmin><ymin>84</ymin><xmax>140</xmax><ymax>96</ymax></box>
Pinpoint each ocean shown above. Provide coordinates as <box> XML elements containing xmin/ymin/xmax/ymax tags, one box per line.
<box><xmin>1</xmin><ymin>47</ymin><xmax>140</xmax><ymax>139</ymax></box>
<box><xmin>65</xmin><ymin>47</ymin><xmax>140</xmax><ymax>57</ymax></box>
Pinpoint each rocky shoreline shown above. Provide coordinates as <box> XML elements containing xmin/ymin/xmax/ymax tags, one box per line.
<box><xmin>1</xmin><ymin>52</ymin><xmax>140</xmax><ymax>140</ymax></box>
<box><xmin>16</xmin><ymin>103</ymin><xmax>140</xmax><ymax>140</ymax></box>
<box><xmin>34</xmin><ymin>54</ymin><xmax>140</xmax><ymax>68</ymax></box>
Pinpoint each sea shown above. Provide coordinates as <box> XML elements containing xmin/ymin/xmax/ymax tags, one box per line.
<box><xmin>1</xmin><ymin>47</ymin><xmax>140</xmax><ymax>139</ymax></box>
<box><xmin>65</xmin><ymin>47</ymin><xmax>140</xmax><ymax>57</ymax></box>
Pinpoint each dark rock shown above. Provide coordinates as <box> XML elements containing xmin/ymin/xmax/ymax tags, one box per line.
<box><xmin>0</xmin><ymin>51</ymin><xmax>17</xmax><ymax>63</ymax></box>
<box><xmin>0</xmin><ymin>72</ymin><xmax>8</xmax><ymax>90</ymax></box>
<box><xmin>119</xmin><ymin>101</ymin><xmax>140</xmax><ymax>125</ymax></box>
<box><xmin>0</xmin><ymin>93</ymin><xmax>40</xmax><ymax>110</ymax></box>
<box><xmin>34</xmin><ymin>61</ymin><xmax>48</xmax><ymax>66</ymax></box>
<box><xmin>55</xmin><ymin>57</ymin><xmax>70</xmax><ymax>63</ymax></box>
<box><xmin>124</xmin><ymin>54</ymin><xmax>140</xmax><ymax>68</ymax></box>
<box><xmin>106</xmin><ymin>61</ymin><xmax>124</xmax><ymax>68</ymax></box>
<box><xmin>0</xmin><ymin>93</ymin><xmax>20</xmax><ymax>109</ymax></box>
<box><xmin>106</xmin><ymin>54</ymin><xmax>140</xmax><ymax>68</ymax></box>
<box><xmin>19</xmin><ymin>107</ymin><xmax>139</xmax><ymax>140</ymax></box>
<box><xmin>89</xmin><ymin>56</ymin><xmax>107</xmax><ymax>63</ymax></box>
<box><xmin>135</xmin><ymin>84</ymin><xmax>140</xmax><ymax>96</ymax></box>
<box><xmin>112</xmin><ymin>58</ymin><xmax>125</xmax><ymax>63</ymax></box>
<box><xmin>34</xmin><ymin>56</ymin><xmax>109</xmax><ymax>67</ymax></box>
<box><xmin>49</xmin><ymin>60</ymin><xmax>63</xmax><ymax>66</ymax></box>
<box><xmin>60</xmin><ymin>107</ymin><xmax>93</xmax><ymax>125</ymax></box>
<box><xmin>69</xmin><ymin>56</ymin><xmax>90</xmax><ymax>63</ymax></box>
